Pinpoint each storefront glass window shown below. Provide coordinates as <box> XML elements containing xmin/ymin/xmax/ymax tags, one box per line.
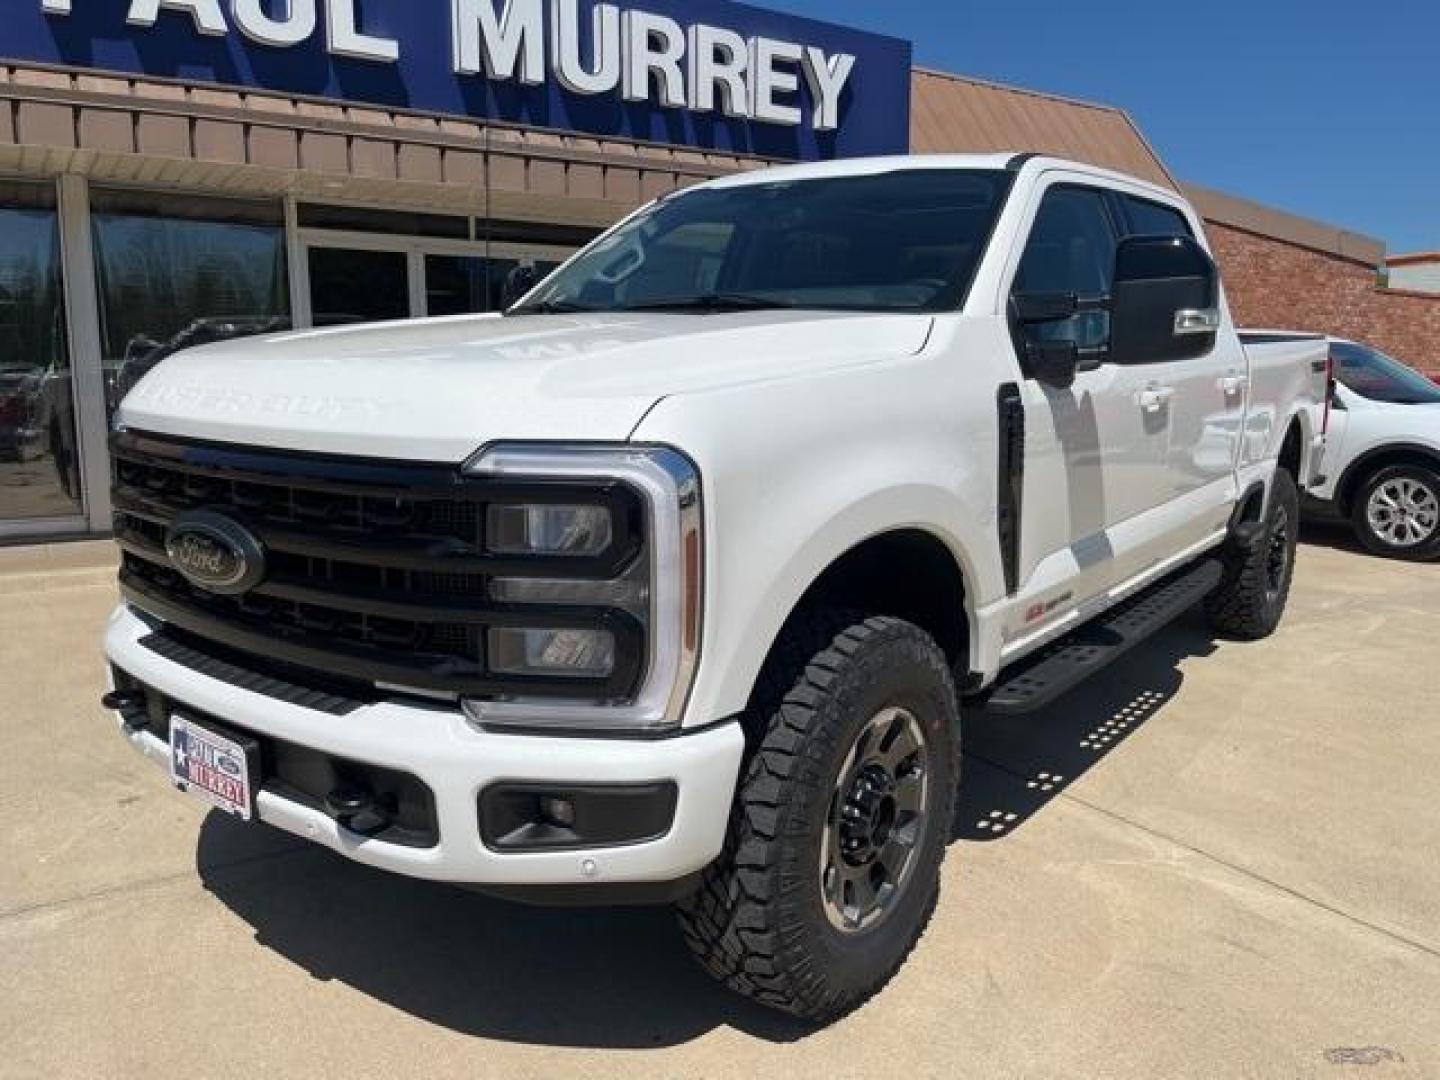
<box><xmin>0</xmin><ymin>182</ymin><xmax>83</xmax><ymax>524</ymax></box>
<box><xmin>425</xmin><ymin>255</ymin><xmax>562</xmax><ymax>317</ymax></box>
<box><xmin>308</xmin><ymin>247</ymin><xmax>410</xmax><ymax>326</ymax></box>
<box><xmin>92</xmin><ymin>191</ymin><xmax>289</xmax><ymax>417</ymax></box>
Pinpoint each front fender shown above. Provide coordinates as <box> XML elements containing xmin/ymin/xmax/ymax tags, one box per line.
<box><xmin>712</xmin><ymin>484</ymin><xmax>989</xmax><ymax>724</ymax></box>
<box><xmin>631</xmin><ymin>345</ymin><xmax>1008</xmax><ymax>728</ymax></box>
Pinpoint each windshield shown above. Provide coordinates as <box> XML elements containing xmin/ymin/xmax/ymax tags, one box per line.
<box><xmin>512</xmin><ymin>169</ymin><xmax>1012</xmax><ymax>316</ymax></box>
<box><xmin>1332</xmin><ymin>342</ymin><xmax>1440</xmax><ymax>404</ymax></box>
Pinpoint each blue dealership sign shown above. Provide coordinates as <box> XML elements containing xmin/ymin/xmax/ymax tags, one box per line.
<box><xmin>5</xmin><ymin>0</ymin><xmax>912</xmax><ymax>160</ymax></box>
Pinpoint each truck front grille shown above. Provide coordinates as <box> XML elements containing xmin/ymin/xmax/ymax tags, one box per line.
<box><xmin>110</xmin><ymin>431</ymin><xmax>647</xmax><ymax>701</ymax></box>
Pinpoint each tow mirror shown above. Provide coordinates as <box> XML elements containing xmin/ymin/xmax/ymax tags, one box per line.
<box><xmin>1109</xmin><ymin>235</ymin><xmax>1219</xmax><ymax>365</ymax></box>
<box><xmin>1011</xmin><ymin>292</ymin><xmax>1109</xmax><ymax>388</ymax></box>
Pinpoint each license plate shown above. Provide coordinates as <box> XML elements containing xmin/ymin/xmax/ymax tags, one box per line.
<box><xmin>169</xmin><ymin>714</ymin><xmax>254</xmax><ymax>821</ymax></box>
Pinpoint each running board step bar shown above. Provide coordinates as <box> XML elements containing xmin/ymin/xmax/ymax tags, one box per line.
<box><xmin>980</xmin><ymin>559</ymin><xmax>1224</xmax><ymax>716</ymax></box>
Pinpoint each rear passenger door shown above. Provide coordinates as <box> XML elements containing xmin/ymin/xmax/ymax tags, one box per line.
<box><xmin>1114</xmin><ymin>193</ymin><xmax>1245</xmax><ymax>548</ymax></box>
<box><xmin>1002</xmin><ymin>180</ymin><xmax>1173</xmax><ymax>640</ymax></box>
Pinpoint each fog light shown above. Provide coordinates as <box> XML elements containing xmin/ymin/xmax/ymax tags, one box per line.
<box><xmin>488</xmin><ymin>627</ymin><xmax>616</xmax><ymax>678</ymax></box>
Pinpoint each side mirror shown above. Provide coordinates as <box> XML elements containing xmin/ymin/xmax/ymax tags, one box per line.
<box><xmin>1010</xmin><ymin>292</ymin><xmax>1109</xmax><ymax>388</ymax></box>
<box><xmin>1109</xmin><ymin>235</ymin><xmax>1219</xmax><ymax>365</ymax></box>
<box><xmin>500</xmin><ymin>263</ymin><xmax>540</xmax><ymax>310</ymax></box>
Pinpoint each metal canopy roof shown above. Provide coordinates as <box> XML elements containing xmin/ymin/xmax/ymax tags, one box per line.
<box><xmin>909</xmin><ymin>67</ymin><xmax>1177</xmax><ymax>190</ymax></box>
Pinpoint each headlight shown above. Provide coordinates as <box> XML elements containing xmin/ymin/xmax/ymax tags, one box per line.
<box><xmin>486</xmin><ymin>503</ymin><xmax>613</xmax><ymax>556</ymax></box>
<box><xmin>460</xmin><ymin>444</ymin><xmax>702</xmax><ymax>735</ymax></box>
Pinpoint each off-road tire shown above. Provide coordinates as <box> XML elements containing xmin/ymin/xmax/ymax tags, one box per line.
<box><xmin>675</xmin><ymin>613</ymin><xmax>960</xmax><ymax>1023</ymax></box>
<box><xmin>1349</xmin><ymin>464</ymin><xmax>1440</xmax><ymax>562</ymax></box>
<box><xmin>1206</xmin><ymin>466</ymin><xmax>1300</xmax><ymax>639</ymax></box>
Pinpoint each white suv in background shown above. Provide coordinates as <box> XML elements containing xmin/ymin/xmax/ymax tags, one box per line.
<box><xmin>1304</xmin><ymin>338</ymin><xmax>1440</xmax><ymax>560</ymax></box>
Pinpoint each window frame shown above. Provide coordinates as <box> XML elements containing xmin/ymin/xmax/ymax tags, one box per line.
<box><xmin>293</xmin><ymin>228</ymin><xmax>578</xmax><ymax>325</ymax></box>
<box><xmin>0</xmin><ymin>176</ymin><xmax>90</xmax><ymax>537</ymax></box>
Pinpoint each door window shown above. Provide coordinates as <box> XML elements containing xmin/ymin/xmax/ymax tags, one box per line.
<box><xmin>1121</xmin><ymin>195</ymin><xmax>1193</xmax><ymax>238</ymax></box>
<box><xmin>0</xmin><ymin>182</ymin><xmax>82</xmax><ymax>523</ymax></box>
<box><xmin>1013</xmin><ymin>186</ymin><xmax>1117</xmax><ymax>349</ymax></box>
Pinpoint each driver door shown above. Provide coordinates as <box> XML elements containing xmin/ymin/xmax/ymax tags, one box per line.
<box><xmin>1000</xmin><ymin>180</ymin><xmax>1173</xmax><ymax>647</ymax></box>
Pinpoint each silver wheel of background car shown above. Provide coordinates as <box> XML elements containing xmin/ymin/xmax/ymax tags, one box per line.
<box><xmin>1366</xmin><ymin>476</ymin><xmax>1440</xmax><ymax>548</ymax></box>
<box><xmin>820</xmin><ymin>706</ymin><xmax>930</xmax><ymax>934</ymax></box>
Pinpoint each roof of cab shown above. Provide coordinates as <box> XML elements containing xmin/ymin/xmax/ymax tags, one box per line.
<box><xmin>700</xmin><ymin>153</ymin><xmax>1183</xmax><ymax>203</ymax></box>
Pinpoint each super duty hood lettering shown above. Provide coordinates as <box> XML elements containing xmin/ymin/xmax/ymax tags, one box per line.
<box><xmin>127</xmin><ymin>382</ymin><xmax>391</xmax><ymax>421</ymax></box>
<box><xmin>116</xmin><ymin>310</ymin><xmax>933</xmax><ymax>461</ymax></box>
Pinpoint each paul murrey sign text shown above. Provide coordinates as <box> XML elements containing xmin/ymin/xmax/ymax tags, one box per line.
<box><xmin>41</xmin><ymin>0</ymin><xmax>857</xmax><ymax>130</ymax></box>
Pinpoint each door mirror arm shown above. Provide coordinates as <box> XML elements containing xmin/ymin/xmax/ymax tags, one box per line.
<box><xmin>1024</xmin><ymin>341</ymin><xmax>1109</xmax><ymax>389</ymax></box>
<box><xmin>1013</xmin><ymin>292</ymin><xmax>1110</xmax><ymax>324</ymax></box>
<box><xmin>1075</xmin><ymin>344</ymin><xmax>1108</xmax><ymax>373</ymax></box>
<box><xmin>1024</xmin><ymin>341</ymin><xmax>1077</xmax><ymax>388</ymax></box>
<box><xmin>1013</xmin><ymin>292</ymin><xmax>1113</xmax><ymax>387</ymax></box>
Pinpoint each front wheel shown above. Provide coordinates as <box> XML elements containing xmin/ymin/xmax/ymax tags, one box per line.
<box><xmin>676</xmin><ymin>613</ymin><xmax>959</xmax><ymax>1023</ymax></box>
<box><xmin>1351</xmin><ymin>464</ymin><xmax>1440</xmax><ymax>561</ymax></box>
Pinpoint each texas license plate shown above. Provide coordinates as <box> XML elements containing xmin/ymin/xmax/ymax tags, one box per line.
<box><xmin>169</xmin><ymin>714</ymin><xmax>255</xmax><ymax>821</ymax></box>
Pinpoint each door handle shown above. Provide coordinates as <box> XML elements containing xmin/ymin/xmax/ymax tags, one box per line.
<box><xmin>1174</xmin><ymin>308</ymin><xmax>1221</xmax><ymax>335</ymax></box>
<box><xmin>1138</xmin><ymin>386</ymin><xmax>1175</xmax><ymax>413</ymax></box>
<box><xmin>1219</xmin><ymin>373</ymin><xmax>1249</xmax><ymax>395</ymax></box>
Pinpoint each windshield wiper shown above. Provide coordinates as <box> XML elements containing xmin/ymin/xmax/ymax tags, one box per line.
<box><xmin>617</xmin><ymin>293</ymin><xmax>801</xmax><ymax>313</ymax></box>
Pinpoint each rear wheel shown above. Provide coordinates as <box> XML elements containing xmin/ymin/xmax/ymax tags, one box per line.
<box><xmin>676</xmin><ymin>613</ymin><xmax>959</xmax><ymax>1023</ymax></box>
<box><xmin>1206</xmin><ymin>467</ymin><xmax>1300</xmax><ymax>639</ymax></box>
<box><xmin>1350</xmin><ymin>464</ymin><xmax>1440</xmax><ymax>561</ymax></box>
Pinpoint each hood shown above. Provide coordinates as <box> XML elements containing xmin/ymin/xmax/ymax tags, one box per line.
<box><xmin>1345</xmin><ymin>389</ymin><xmax>1440</xmax><ymax>421</ymax></box>
<box><xmin>117</xmin><ymin>310</ymin><xmax>933</xmax><ymax>461</ymax></box>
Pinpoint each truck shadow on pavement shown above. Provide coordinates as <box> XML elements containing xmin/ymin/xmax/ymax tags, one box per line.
<box><xmin>1297</xmin><ymin>519</ymin><xmax>1371</xmax><ymax>559</ymax></box>
<box><xmin>195</xmin><ymin>817</ymin><xmax>814</xmax><ymax>1047</ymax></box>
<box><xmin>195</xmin><ymin>610</ymin><xmax>1218</xmax><ymax>1048</ymax></box>
<box><xmin>953</xmin><ymin>609</ymin><xmax>1217</xmax><ymax>843</ymax></box>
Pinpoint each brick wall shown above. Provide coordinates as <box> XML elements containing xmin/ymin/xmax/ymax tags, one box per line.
<box><xmin>1206</xmin><ymin>220</ymin><xmax>1440</xmax><ymax>374</ymax></box>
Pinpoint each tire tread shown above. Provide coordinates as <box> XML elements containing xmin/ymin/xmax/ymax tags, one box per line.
<box><xmin>675</xmin><ymin>611</ymin><xmax>958</xmax><ymax>1021</ymax></box>
<box><xmin>1206</xmin><ymin>467</ymin><xmax>1299</xmax><ymax>639</ymax></box>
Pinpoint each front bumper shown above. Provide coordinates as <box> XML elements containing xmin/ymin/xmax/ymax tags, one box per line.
<box><xmin>104</xmin><ymin>604</ymin><xmax>744</xmax><ymax>888</ymax></box>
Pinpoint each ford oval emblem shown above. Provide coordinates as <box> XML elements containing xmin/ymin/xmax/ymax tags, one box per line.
<box><xmin>164</xmin><ymin>510</ymin><xmax>267</xmax><ymax>595</ymax></box>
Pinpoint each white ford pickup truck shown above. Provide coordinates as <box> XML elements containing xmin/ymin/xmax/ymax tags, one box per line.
<box><xmin>103</xmin><ymin>154</ymin><xmax>1326</xmax><ymax>1022</ymax></box>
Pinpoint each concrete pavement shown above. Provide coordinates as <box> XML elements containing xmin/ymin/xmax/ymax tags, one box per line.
<box><xmin>2</xmin><ymin>527</ymin><xmax>1438</xmax><ymax>1079</ymax></box>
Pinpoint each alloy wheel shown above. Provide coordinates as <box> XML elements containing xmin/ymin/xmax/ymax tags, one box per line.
<box><xmin>1366</xmin><ymin>477</ymin><xmax>1440</xmax><ymax>548</ymax></box>
<box><xmin>1264</xmin><ymin>503</ymin><xmax>1293</xmax><ymax>601</ymax></box>
<box><xmin>820</xmin><ymin>706</ymin><xmax>930</xmax><ymax>934</ymax></box>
